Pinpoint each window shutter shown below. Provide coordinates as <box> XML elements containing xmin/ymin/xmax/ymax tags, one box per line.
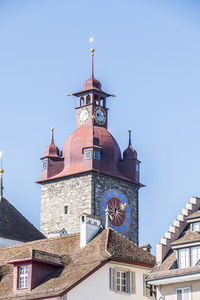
<box><xmin>129</xmin><ymin>271</ymin><xmax>136</xmax><ymax>294</ymax></box>
<box><xmin>109</xmin><ymin>268</ymin><xmax>114</xmax><ymax>291</ymax></box>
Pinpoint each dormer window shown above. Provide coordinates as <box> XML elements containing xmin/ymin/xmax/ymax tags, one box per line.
<box><xmin>18</xmin><ymin>265</ymin><xmax>28</xmax><ymax>289</ymax></box>
<box><xmin>178</xmin><ymin>246</ymin><xmax>200</xmax><ymax>268</ymax></box>
<box><xmin>192</xmin><ymin>222</ymin><xmax>200</xmax><ymax>232</ymax></box>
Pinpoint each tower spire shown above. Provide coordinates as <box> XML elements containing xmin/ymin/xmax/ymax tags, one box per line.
<box><xmin>0</xmin><ymin>152</ymin><xmax>4</xmax><ymax>198</ymax></box>
<box><xmin>128</xmin><ymin>129</ymin><xmax>132</xmax><ymax>146</ymax></box>
<box><xmin>51</xmin><ymin>127</ymin><xmax>55</xmax><ymax>145</ymax></box>
<box><xmin>91</xmin><ymin>48</ymin><xmax>95</xmax><ymax>77</ymax></box>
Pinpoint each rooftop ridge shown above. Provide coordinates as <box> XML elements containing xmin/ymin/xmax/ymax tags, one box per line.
<box><xmin>156</xmin><ymin>196</ymin><xmax>200</xmax><ymax>264</ymax></box>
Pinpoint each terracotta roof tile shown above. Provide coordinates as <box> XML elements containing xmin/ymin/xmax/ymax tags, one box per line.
<box><xmin>171</xmin><ymin>231</ymin><xmax>200</xmax><ymax>246</ymax></box>
<box><xmin>0</xmin><ymin>229</ymin><xmax>155</xmax><ymax>299</ymax></box>
<box><xmin>186</xmin><ymin>210</ymin><xmax>200</xmax><ymax>220</ymax></box>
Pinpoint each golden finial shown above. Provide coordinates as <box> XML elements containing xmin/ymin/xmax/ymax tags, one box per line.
<box><xmin>111</xmin><ymin>94</ymin><xmax>117</xmax><ymax>97</ymax></box>
<box><xmin>90</xmin><ymin>48</ymin><xmax>95</xmax><ymax>56</ymax></box>
<box><xmin>128</xmin><ymin>129</ymin><xmax>131</xmax><ymax>133</ymax></box>
<box><xmin>0</xmin><ymin>169</ymin><xmax>4</xmax><ymax>174</ymax></box>
<box><xmin>51</xmin><ymin>127</ymin><xmax>54</xmax><ymax>132</ymax></box>
<box><xmin>67</xmin><ymin>93</ymin><xmax>72</xmax><ymax>96</ymax></box>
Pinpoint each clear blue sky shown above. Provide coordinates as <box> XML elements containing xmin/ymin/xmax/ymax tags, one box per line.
<box><xmin>0</xmin><ymin>0</ymin><xmax>200</xmax><ymax>253</ymax></box>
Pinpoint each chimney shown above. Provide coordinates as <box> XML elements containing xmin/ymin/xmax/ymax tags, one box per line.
<box><xmin>80</xmin><ymin>214</ymin><xmax>101</xmax><ymax>247</ymax></box>
<box><xmin>140</xmin><ymin>244</ymin><xmax>152</xmax><ymax>253</ymax></box>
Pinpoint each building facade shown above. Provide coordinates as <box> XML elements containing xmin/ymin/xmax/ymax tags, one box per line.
<box><xmin>147</xmin><ymin>196</ymin><xmax>200</xmax><ymax>300</ymax></box>
<box><xmin>38</xmin><ymin>49</ymin><xmax>142</xmax><ymax>244</ymax></box>
<box><xmin>0</xmin><ymin>215</ymin><xmax>155</xmax><ymax>299</ymax></box>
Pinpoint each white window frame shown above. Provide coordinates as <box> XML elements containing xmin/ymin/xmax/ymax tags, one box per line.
<box><xmin>109</xmin><ymin>266</ymin><xmax>135</xmax><ymax>294</ymax></box>
<box><xmin>176</xmin><ymin>286</ymin><xmax>191</xmax><ymax>300</ymax></box>
<box><xmin>18</xmin><ymin>265</ymin><xmax>28</xmax><ymax>289</ymax></box>
<box><xmin>116</xmin><ymin>270</ymin><xmax>128</xmax><ymax>293</ymax></box>
<box><xmin>178</xmin><ymin>248</ymin><xmax>190</xmax><ymax>268</ymax></box>
<box><xmin>192</xmin><ymin>222</ymin><xmax>200</xmax><ymax>232</ymax></box>
<box><xmin>191</xmin><ymin>246</ymin><xmax>200</xmax><ymax>266</ymax></box>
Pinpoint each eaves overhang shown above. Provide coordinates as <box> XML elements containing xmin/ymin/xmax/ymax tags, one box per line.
<box><xmin>146</xmin><ymin>272</ymin><xmax>200</xmax><ymax>286</ymax></box>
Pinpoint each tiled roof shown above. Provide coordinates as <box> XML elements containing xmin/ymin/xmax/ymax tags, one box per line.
<box><xmin>7</xmin><ymin>249</ymin><xmax>63</xmax><ymax>266</ymax></box>
<box><xmin>171</xmin><ymin>231</ymin><xmax>200</xmax><ymax>246</ymax></box>
<box><xmin>148</xmin><ymin>228</ymin><xmax>200</xmax><ymax>282</ymax></box>
<box><xmin>0</xmin><ymin>197</ymin><xmax>45</xmax><ymax>242</ymax></box>
<box><xmin>186</xmin><ymin>210</ymin><xmax>200</xmax><ymax>220</ymax></box>
<box><xmin>0</xmin><ymin>229</ymin><xmax>155</xmax><ymax>299</ymax></box>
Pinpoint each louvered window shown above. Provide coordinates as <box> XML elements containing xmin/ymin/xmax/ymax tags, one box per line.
<box><xmin>109</xmin><ymin>267</ymin><xmax>135</xmax><ymax>294</ymax></box>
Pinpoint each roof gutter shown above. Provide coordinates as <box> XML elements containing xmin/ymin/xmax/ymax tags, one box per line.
<box><xmin>147</xmin><ymin>272</ymin><xmax>200</xmax><ymax>286</ymax></box>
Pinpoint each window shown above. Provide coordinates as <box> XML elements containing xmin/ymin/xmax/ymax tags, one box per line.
<box><xmin>80</xmin><ymin>97</ymin><xmax>84</xmax><ymax>106</ymax></box>
<box><xmin>100</xmin><ymin>98</ymin><xmax>104</xmax><ymax>107</ymax></box>
<box><xmin>178</xmin><ymin>246</ymin><xmax>200</xmax><ymax>268</ymax></box>
<box><xmin>109</xmin><ymin>267</ymin><xmax>135</xmax><ymax>294</ymax></box>
<box><xmin>94</xmin><ymin>150</ymin><xmax>100</xmax><ymax>160</ymax></box>
<box><xmin>191</xmin><ymin>246</ymin><xmax>200</xmax><ymax>266</ymax></box>
<box><xmin>18</xmin><ymin>265</ymin><xmax>28</xmax><ymax>289</ymax></box>
<box><xmin>86</xmin><ymin>95</ymin><xmax>90</xmax><ymax>104</ymax></box>
<box><xmin>178</xmin><ymin>248</ymin><xmax>189</xmax><ymax>268</ymax></box>
<box><xmin>64</xmin><ymin>205</ymin><xmax>68</xmax><ymax>215</ymax></box>
<box><xmin>192</xmin><ymin>222</ymin><xmax>200</xmax><ymax>232</ymax></box>
<box><xmin>84</xmin><ymin>150</ymin><xmax>92</xmax><ymax>160</ymax></box>
<box><xmin>116</xmin><ymin>271</ymin><xmax>127</xmax><ymax>293</ymax></box>
<box><xmin>176</xmin><ymin>287</ymin><xmax>191</xmax><ymax>300</ymax></box>
<box><xmin>42</xmin><ymin>160</ymin><xmax>47</xmax><ymax>170</ymax></box>
<box><xmin>136</xmin><ymin>164</ymin><xmax>139</xmax><ymax>172</ymax></box>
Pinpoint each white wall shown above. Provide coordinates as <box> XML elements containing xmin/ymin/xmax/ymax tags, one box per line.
<box><xmin>0</xmin><ymin>237</ymin><xmax>23</xmax><ymax>247</ymax></box>
<box><xmin>63</xmin><ymin>262</ymin><xmax>152</xmax><ymax>300</ymax></box>
<box><xmin>157</xmin><ymin>280</ymin><xmax>200</xmax><ymax>300</ymax></box>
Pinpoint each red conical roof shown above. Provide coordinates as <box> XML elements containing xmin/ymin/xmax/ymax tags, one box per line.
<box><xmin>43</xmin><ymin>128</ymin><xmax>59</xmax><ymax>157</ymax></box>
<box><xmin>123</xmin><ymin>130</ymin><xmax>137</xmax><ymax>160</ymax></box>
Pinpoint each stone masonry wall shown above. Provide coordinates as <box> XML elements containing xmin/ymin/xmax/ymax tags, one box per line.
<box><xmin>40</xmin><ymin>172</ymin><xmax>139</xmax><ymax>244</ymax></box>
<box><xmin>92</xmin><ymin>173</ymin><xmax>139</xmax><ymax>244</ymax></box>
<box><xmin>40</xmin><ymin>173</ymin><xmax>93</xmax><ymax>236</ymax></box>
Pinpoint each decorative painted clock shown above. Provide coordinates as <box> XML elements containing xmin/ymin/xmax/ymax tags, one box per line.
<box><xmin>78</xmin><ymin>107</ymin><xmax>90</xmax><ymax>124</ymax></box>
<box><xmin>94</xmin><ymin>106</ymin><xmax>106</xmax><ymax>125</ymax></box>
<box><xmin>101</xmin><ymin>190</ymin><xmax>131</xmax><ymax>233</ymax></box>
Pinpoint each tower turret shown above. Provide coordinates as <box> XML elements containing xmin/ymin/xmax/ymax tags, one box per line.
<box><xmin>40</xmin><ymin>128</ymin><xmax>64</xmax><ymax>180</ymax></box>
<box><xmin>119</xmin><ymin>130</ymin><xmax>140</xmax><ymax>183</ymax></box>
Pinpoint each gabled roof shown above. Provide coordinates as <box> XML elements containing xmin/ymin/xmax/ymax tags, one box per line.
<box><xmin>0</xmin><ymin>228</ymin><xmax>155</xmax><ymax>299</ymax></box>
<box><xmin>186</xmin><ymin>210</ymin><xmax>200</xmax><ymax>220</ymax></box>
<box><xmin>147</xmin><ymin>226</ymin><xmax>200</xmax><ymax>282</ymax></box>
<box><xmin>0</xmin><ymin>197</ymin><xmax>45</xmax><ymax>242</ymax></box>
<box><xmin>171</xmin><ymin>231</ymin><xmax>200</xmax><ymax>246</ymax></box>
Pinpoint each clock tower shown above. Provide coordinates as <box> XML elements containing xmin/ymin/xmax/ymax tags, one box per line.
<box><xmin>38</xmin><ymin>49</ymin><xmax>142</xmax><ymax>244</ymax></box>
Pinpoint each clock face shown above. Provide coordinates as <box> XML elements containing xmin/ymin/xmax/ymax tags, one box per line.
<box><xmin>94</xmin><ymin>106</ymin><xmax>106</xmax><ymax>125</ymax></box>
<box><xmin>78</xmin><ymin>107</ymin><xmax>90</xmax><ymax>124</ymax></box>
<box><xmin>101</xmin><ymin>190</ymin><xmax>131</xmax><ymax>233</ymax></box>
